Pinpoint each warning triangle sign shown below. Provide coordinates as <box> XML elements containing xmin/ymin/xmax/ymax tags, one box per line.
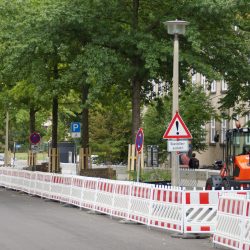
<box><xmin>163</xmin><ymin>112</ymin><xmax>192</xmax><ymax>139</ymax></box>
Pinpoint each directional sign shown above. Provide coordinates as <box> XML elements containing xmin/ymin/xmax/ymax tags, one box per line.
<box><xmin>29</xmin><ymin>132</ymin><xmax>41</xmax><ymax>145</ymax></box>
<box><xmin>135</xmin><ymin>128</ymin><xmax>144</xmax><ymax>154</ymax></box>
<box><xmin>163</xmin><ymin>112</ymin><xmax>192</xmax><ymax>139</ymax></box>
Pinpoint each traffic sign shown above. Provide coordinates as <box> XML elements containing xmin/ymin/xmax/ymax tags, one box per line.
<box><xmin>163</xmin><ymin>112</ymin><xmax>192</xmax><ymax>139</ymax></box>
<box><xmin>70</xmin><ymin>122</ymin><xmax>81</xmax><ymax>133</ymax></box>
<box><xmin>135</xmin><ymin>128</ymin><xmax>144</xmax><ymax>154</ymax></box>
<box><xmin>29</xmin><ymin>132</ymin><xmax>41</xmax><ymax>145</ymax></box>
<box><xmin>71</xmin><ymin>122</ymin><xmax>81</xmax><ymax>138</ymax></box>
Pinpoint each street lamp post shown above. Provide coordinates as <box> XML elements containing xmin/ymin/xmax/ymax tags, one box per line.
<box><xmin>164</xmin><ymin>20</ymin><xmax>188</xmax><ymax>187</ymax></box>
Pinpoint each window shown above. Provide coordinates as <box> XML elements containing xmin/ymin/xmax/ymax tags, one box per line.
<box><xmin>220</xmin><ymin>119</ymin><xmax>227</xmax><ymax>143</ymax></box>
<box><xmin>246</xmin><ymin>114</ymin><xmax>250</xmax><ymax>145</ymax></box>
<box><xmin>201</xmin><ymin>75</ymin><xmax>206</xmax><ymax>90</ymax></box>
<box><xmin>191</xmin><ymin>73</ymin><xmax>197</xmax><ymax>84</ymax></box>
<box><xmin>233</xmin><ymin>115</ymin><xmax>239</xmax><ymax>129</ymax></box>
<box><xmin>211</xmin><ymin>80</ymin><xmax>217</xmax><ymax>93</ymax></box>
<box><xmin>201</xmin><ymin>125</ymin><xmax>206</xmax><ymax>142</ymax></box>
<box><xmin>221</xmin><ymin>80</ymin><xmax>228</xmax><ymax>92</ymax></box>
<box><xmin>233</xmin><ymin>115</ymin><xmax>240</xmax><ymax>145</ymax></box>
<box><xmin>210</xmin><ymin>118</ymin><xmax>216</xmax><ymax>143</ymax></box>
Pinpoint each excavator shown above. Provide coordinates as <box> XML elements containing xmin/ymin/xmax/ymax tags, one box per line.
<box><xmin>205</xmin><ymin>127</ymin><xmax>250</xmax><ymax>190</ymax></box>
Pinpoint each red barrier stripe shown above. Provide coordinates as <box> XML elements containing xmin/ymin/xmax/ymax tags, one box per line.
<box><xmin>168</xmin><ymin>191</ymin><xmax>172</xmax><ymax>202</ymax></box>
<box><xmin>227</xmin><ymin>199</ymin><xmax>231</xmax><ymax>213</ymax></box>
<box><xmin>247</xmin><ymin>202</ymin><xmax>250</xmax><ymax>217</ymax></box>
<box><xmin>186</xmin><ymin>193</ymin><xmax>191</xmax><ymax>204</ymax></box>
<box><xmin>199</xmin><ymin>192</ymin><xmax>209</xmax><ymax>204</ymax></box>
<box><xmin>157</xmin><ymin>190</ymin><xmax>161</xmax><ymax>201</ymax></box>
<box><xmin>232</xmin><ymin>200</ymin><xmax>236</xmax><ymax>214</ymax></box>
<box><xmin>201</xmin><ymin>226</ymin><xmax>210</xmax><ymax>231</ymax></box>
<box><xmin>186</xmin><ymin>226</ymin><xmax>191</xmax><ymax>231</ymax></box>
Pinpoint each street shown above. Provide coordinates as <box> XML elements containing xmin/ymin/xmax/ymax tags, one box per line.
<box><xmin>0</xmin><ymin>187</ymin><xmax>224</xmax><ymax>250</ymax></box>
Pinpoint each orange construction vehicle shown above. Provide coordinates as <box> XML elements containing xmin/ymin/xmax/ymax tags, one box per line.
<box><xmin>205</xmin><ymin>127</ymin><xmax>250</xmax><ymax>190</ymax></box>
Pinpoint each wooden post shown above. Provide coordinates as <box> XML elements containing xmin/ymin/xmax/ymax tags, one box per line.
<box><xmin>79</xmin><ymin>147</ymin><xmax>91</xmax><ymax>172</ymax></box>
<box><xmin>128</xmin><ymin>144</ymin><xmax>144</xmax><ymax>180</ymax></box>
<box><xmin>28</xmin><ymin>150</ymin><xmax>37</xmax><ymax>167</ymax></box>
<box><xmin>49</xmin><ymin>148</ymin><xmax>60</xmax><ymax>173</ymax></box>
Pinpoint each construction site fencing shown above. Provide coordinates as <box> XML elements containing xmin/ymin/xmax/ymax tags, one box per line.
<box><xmin>0</xmin><ymin>167</ymin><xmax>246</xmax><ymax>238</ymax></box>
<box><xmin>213</xmin><ymin>192</ymin><xmax>250</xmax><ymax>250</ymax></box>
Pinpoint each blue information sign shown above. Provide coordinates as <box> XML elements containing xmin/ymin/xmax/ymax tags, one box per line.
<box><xmin>71</xmin><ymin>122</ymin><xmax>81</xmax><ymax>133</ymax></box>
<box><xmin>135</xmin><ymin>128</ymin><xmax>144</xmax><ymax>154</ymax></box>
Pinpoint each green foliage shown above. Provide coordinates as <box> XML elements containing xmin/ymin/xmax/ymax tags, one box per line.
<box><xmin>0</xmin><ymin>0</ymin><xmax>248</xmax><ymax>162</ymax></box>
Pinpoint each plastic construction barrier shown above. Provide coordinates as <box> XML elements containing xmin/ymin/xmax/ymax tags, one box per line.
<box><xmin>183</xmin><ymin>190</ymin><xmax>219</xmax><ymax>234</ymax></box>
<box><xmin>148</xmin><ymin>186</ymin><xmax>183</xmax><ymax>232</ymax></box>
<box><xmin>213</xmin><ymin>192</ymin><xmax>250</xmax><ymax>250</ymax></box>
<box><xmin>1</xmin><ymin>167</ymin><xmax>249</xmax><ymax>237</ymax></box>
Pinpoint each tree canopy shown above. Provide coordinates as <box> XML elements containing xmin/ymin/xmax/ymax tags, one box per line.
<box><xmin>0</xmin><ymin>0</ymin><xmax>248</xmax><ymax>162</ymax></box>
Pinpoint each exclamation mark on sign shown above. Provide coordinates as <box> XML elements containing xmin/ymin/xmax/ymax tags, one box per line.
<box><xmin>176</xmin><ymin>121</ymin><xmax>179</xmax><ymax>135</ymax></box>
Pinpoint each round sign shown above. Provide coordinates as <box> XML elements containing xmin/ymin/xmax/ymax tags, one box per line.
<box><xmin>135</xmin><ymin>128</ymin><xmax>144</xmax><ymax>154</ymax></box>
<box><xmin>29</xmin><ymin>132</ymin><xmax>41</xmax><ymax>145</ymax></box>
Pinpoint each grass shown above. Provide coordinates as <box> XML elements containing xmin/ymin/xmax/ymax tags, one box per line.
<box><xmin>13</xmin><ymin>152</ymin><xmax>49</xmax><ymax>161</ymax></box>
<box><xmin>128</xmin><ymin>169</ymin><xmax>171</xmax><ymax>182</ymax></box>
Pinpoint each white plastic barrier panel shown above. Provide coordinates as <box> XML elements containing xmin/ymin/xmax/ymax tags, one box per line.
<box><xmin>81</xmin><ymin>177</ymin><xmax>98</xmax><ymax>210</ymax></box>
<box><xmin>50</xmin><ymin>175</ymin><xmax>64</xmax><ymax>201</ymax></box>
<box><xmin>111</xmin><ymin>181</ymin><xmax>131</xmax><ymax>219</ymax></box>
<box><xmin>213</xmin><ymin>193</ymin><xmax>247</xmax><ymax>250</ymax></box>
<box><xmin>128</xmin><ymin>183</ymin><xmax>153</xmax><ymax>225</ymax></box>
<box><xmin>29</xmin><ymin>172</ymin><xmax>37</xmax><ymax>195</ymax></box>
<box><xmin>70</xmin><ymin>176</ymin><xmax>85</xmax><ymax>207</ymax></box>
<box><xmin>242</xmin><ymin>198</ymin><xmax>250</xmax><ymax>250</ymax></box>
<box><xmin>95</xmin><ymin>179</ymin><xmax>116</xmax><ymax>215</ymax></box>
<box><xmin>149</xmin><ymin>186</ymin><xmax>183</xmax><ymax>233</ymax></box>
<box><xmin>183</xmin><ymin>190</ymin><xmax>219</xmax><ymax>234</ymax></box>
<box><xmin>60</xmin><ymin>175</ymin><xmax>73</xmax><ymax>203</ymax></box>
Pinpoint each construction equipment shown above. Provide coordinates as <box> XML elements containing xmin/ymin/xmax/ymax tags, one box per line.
<box><xmin>205</xmin><ymin>127</ymin><xmax>250</xmax><ymax>190</ymax></box>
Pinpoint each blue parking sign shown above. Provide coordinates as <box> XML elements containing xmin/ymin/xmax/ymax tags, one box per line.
<box><xmin>71</xmin><ymin>122</ymin><xmax>81</xmax><ymax>133</ymax></box>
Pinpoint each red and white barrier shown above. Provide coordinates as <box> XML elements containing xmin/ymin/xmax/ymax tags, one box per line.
<box><xmin>183</xmin><ymin>190</ymin><xmax>220</xmax><ymax>234</ymax></box>
<box><xmin>2</xmin><ymin>167</ymin><xmax>250</xmax><ymax>241</ymax></box>
<box><xmin>149</xmin><ymin>187</ymin><xmax>183</xmax><ymax>232</ymax></box>
<box><xmin>213</xmin><ymin>193</ymin><xmax>249</xmax><ymax>250</ymax></box>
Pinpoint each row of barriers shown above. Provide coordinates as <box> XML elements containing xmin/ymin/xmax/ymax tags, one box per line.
<box><xmin>0</xmin><ymin>167</ymin><xmax>250</xmax><ymax>249</ymax></box>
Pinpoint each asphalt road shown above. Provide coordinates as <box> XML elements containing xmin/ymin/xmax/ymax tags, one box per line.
<box><xmin>0</xmin><ymin>187</ymin><xmax>223</xmax><ymax>250</ymax></box>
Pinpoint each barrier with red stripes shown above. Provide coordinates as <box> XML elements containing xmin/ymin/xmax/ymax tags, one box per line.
<box><xmin>213</xmin><ymin>193</ymin><xmax>250</xmax><ymax>250</ymax></box>
<box><xmin>183</xmin><ymin>190</ymin><xmax>219</xmax><ymax>234</ymax></box>
<box><xmin>149</xmin><ymin>186</ymin><xmax>183</xmax><ymax>232</ymax></box>
<box><xmin>1</xmin><ymin>167</ymin><xmax>250</xmax><ymax>240</ymax></box>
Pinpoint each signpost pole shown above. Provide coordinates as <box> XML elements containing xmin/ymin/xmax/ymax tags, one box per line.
<box><xmin>135</xmin><ymin>128</ymin><xmax>144</xmax><ymax>182</ymax></box>
<box><xmin>136</xmin><ymin>153</ymin><xmax>140</xmax><ymax>182</ymax></box>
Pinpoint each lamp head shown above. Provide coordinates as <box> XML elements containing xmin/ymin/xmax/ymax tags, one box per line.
<box><xmin>164</xmin><ymin>20</ymin><xmax>189</xmax><ymax>35</ymax></box>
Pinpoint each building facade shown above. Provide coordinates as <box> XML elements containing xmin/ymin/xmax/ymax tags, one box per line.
<box><xmin>192</xmin><ymin>73</ymin><xmax>250</xmax><ymax>166</ymax></box>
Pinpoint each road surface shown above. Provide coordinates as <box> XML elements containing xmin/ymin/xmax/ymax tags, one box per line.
<box><xmin>0</xmin><ymin>187</ymin><xmax>224</xmax><ymax>250</ymax></box>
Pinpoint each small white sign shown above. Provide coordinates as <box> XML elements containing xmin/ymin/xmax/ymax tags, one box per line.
<box><xmin>167</xmin><ymin>140</ymin><xmax>188</xmax><ymax>152</ymax></box>
<box><xmin>71</xmin><ymin>132</ymin><xmax>81</xmax><ymax>138</ymax></box>
<box><xmin>31</xmin><ymin>144</ymin><xmax>39</xmax><ymax>153</ymax></box>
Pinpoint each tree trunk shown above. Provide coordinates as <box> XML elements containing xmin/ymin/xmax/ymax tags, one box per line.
<box><xmin>29</xmin><ymin>105</ymin><xmax>36</xmax><ymax>133</ymax></box>
<box><xmin>51</xmin><ymin>96</ymin><xmax>58</xmax><ymax>148</ymax></box>
<box><xmin>51</xmin><ymin>63</ymin><xmax>59</xmax><ymax>148</ymax></box>
<box><xmin>81</xmin><ymin>84</ymin><xmax>89</xmax><ymax>148</ymax></box>
<box><xmin>131</xmin><ymin>0</ymin><xmax>141</xmax><ymax>140</ymax></box>
<box><xmin>132</xmin><ymin>77</ymin><xmax>141</xmax><ymax>140</ymax></box>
